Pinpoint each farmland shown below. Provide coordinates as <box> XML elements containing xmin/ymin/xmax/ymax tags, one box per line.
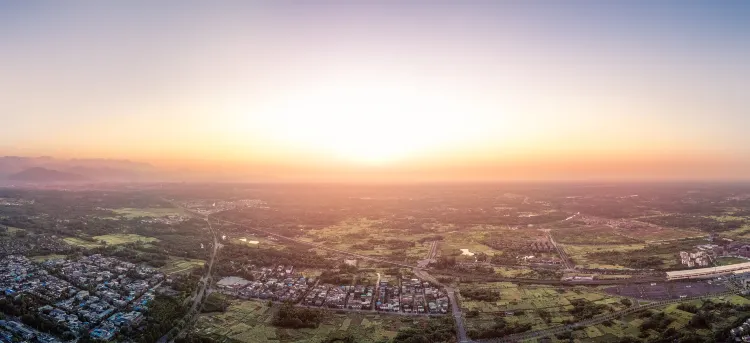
<box><xmin>110</xmin><ymin>207</ymin><xmax>185</xmax><ymax>218</ymax></box>
<box><xmin>92</xmin><ymin>233</ymin><xmax>159</xmax><ymax>245</ymax></box>
<box><xmin>562</xmin><ymin>244</ymin><xmax>646</xmax><ymax>269</ymax></box>
<box><xmin>552</xmin><ymin>225</ymin><xmax>639</xmax><ymax>245</ymax></box>
<box><xmin>63</xmin><ymin>237</ymin><xmax>104</xmax><ymax>248</ymax></box>
<box><xmin>159</xmin><ymin>257</ymin><xmax>206</xmax><ymax>275</ymax></box>
<box><xmin>552</xmin><ymin>296</ymin><xmax>750</xmax><ymax>342</ymax></box>
<box><xmin>459</xmin><ymin>282</ymin><xmax>631</xmax><ymax>337</ymax></box>
<box><xmin>193</xmin><ymin>298</ymin><xmax>447</xmax><ymax>343</ymax></box>
<box><xmin>299</xmin><ymin>218</ymin><xmax>439</xmax><ymax>262</ymax></box>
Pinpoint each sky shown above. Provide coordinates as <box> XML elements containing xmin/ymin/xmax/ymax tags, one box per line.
<box><xmin>1</xmin><ymin>1</ymin><xmax>749</xmax><ymax>181</ymax></box>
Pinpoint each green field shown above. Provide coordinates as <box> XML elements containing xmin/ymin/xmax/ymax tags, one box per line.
<box><xmin>3</xmin><ymin>226</ymin><xmax>25</xmax><ymax>234</ymax></box>
<box><xmin>460</xmin><ymin>282</ymin><xmax>630</xmax><ymax>335</ymax></box>
<box><xmin>160</xmin><ymin>257</ymin><xmax>206</xmax><ymax>275</ymax></box>
<box><xmin>716</xmin><ymin>256</ymin><xmax>750</xmax><ymax>266</ymax></box>
<box><xmin>110</xmin><ymin>207</ymin><xmax>184</xmax><ymax>218</ymax></box>
<box><xmin>299</xmin><ymin>218</ymin><xmax>440</xmax><ymax>262</ymax></box>
<box><xmin>92</xmin><ymin>233</ymin><xmax>159</xmax><ymax>245</ymax></box>
<box><xmin>194</xmin><ymin>299</ymin><xmax>435</xmax><ymax>343</ymax></box>
<box><xmin>562</xmin><ymin>244</ymin><xmax>646</xmax><ymax>269</ymax></box>
<box><xmin>30</xmin><ymin>254</ymin><xmax>67</xmax><ymax>262</ymax></box>
<box><xmin>532</xmin><ymin>296</ymin><xmax>750</xmax><ymax>342</ymax></box>
<box><xmin>63</xmin><ymin>237</ymin><xmax>103</xmax><ymax>248</ymax></box>
<box><xmin>552</xmin><ymin>226</ymin><xmax>639</xmax><ymax>245</ymax></box>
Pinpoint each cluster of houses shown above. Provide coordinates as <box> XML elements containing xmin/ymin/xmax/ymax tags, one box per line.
<box><xmin>0</xmin><ymin>233</ymin><xmax>71</xmax><ymax>256</ymax></box>
<box><xmin>301</xmin><ymin>284</ymin><xmax>374</xmax><ymax>310</ymax></box>
<box><xmin>400</xmin><ymin>279</ymin><xmax>450</xmax><ymax>314</ymax></box>
<box><xmin>215</xmin><ymin>264</ymin><xmax>450</xmax><ymax>315</ymax></box>
<box><xmin>0</xmin><ymin>319</ymin><xmax>61</xmax><ymax>343</ymax></box>
<box><xmin>730</xmin><ymin>317</ymin><xmax>750</xmax><ymax>342</ymax></box>
<box><xmin>679</xmin><ymin>251</ymin><xmax>711</xmax><ymax>267</ymax></box>
<box><xmin>177</xmin><ymin>198</ymin><xmax>265</xmax><ymax>216</ymax></box>
<box><xmin>376</xmin><ymin>280</ymin><xmax>401</xmax><ymax>312</ymax></box>
<box><xmin>0</xmin><ymin>255</ymin><xmax>162</xmax><ymax>341</ymax></box>
<box><xmin>217</xmin><ymin>265</ymin><xmax>311</xmax><ymax>302</ymax></box>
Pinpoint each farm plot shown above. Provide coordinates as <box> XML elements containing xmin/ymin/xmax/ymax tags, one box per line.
<box><xmin>552</xmin><ymin>225</ymin><xmax>640</xmax><ymax>245</ymax></box>
<box><xmin>562</xmin><ymin>244</ymin><xmax>646</xmax><ymax>269</ymax></box>
<box><xmin>160</xmin><ymin>257</ymin><xmax>205</xmax><ymax>275</ymax></box>
<box><xmin>63</xmin><ymin>237</ymin><xmax>103</xmax><ymax>248</ymax></box>
<box><xmin>92</xmin><ymin>233</ymin><xmax>158</xmax><ymax>245</ymax></box>
<box><xmin>460</xmin><ymin>282</ymin><xmax>629</xmax><ymax>334</ymax></box>
<box><xmin>603</xmin><ymin>280</ymin><xmax>729</xmax><ymax>300</ymax></box>
<box><xmin>300</xmin><ymin>218</ymin><xmax>438</xmax><ymax>262</ymax></box>
<box><xmin>110</xmin><ymin>207</ymin><xmax>185</xmax><ymax>218</ymax></box>
<box><xmin>193</xmin><ymin>299</ymin><xmax>437</xmax><ymax>343</ymax></box>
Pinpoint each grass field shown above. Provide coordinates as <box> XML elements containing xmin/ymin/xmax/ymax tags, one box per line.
<box><xmin>3</xmin><ymin>226</ymin><xmax>25</xmax><ymax>234</ymax></box>
<box><xmin>552</xmin><ymin>226</ymin><xmax>639</xmax><ymax>245</ymax></box>
<box><xmin>110</xmin><ymin>207</ymin><xmax>185</xmax><ymax>218</ymax></box>
<box><xmin>716</xmin><ymin>256</ymin><xmax>750</xmax><ymax>266</ymax></box>
<box><xmin>562</xmin><ymin>244</ymin><xmax>646</xmax><ymax>269</ymax></box>
<box><xmin>460</xmin><ymin>282</ymin><xmax>629</xmax><ymax>335</ymax></box>
<box><xmin>92</xmin><ymin>233</ymin><xmax>159</xmax><ymax>245</ymax></box>
<box><xmin>194</xmin><ymin>299</ymin><xmax>436</xmax><ymax>343</ymax></box>
<box><xmin>300</xmin><ymin>218</ymin><xmax>441</xmax><ymax>262</ymax></box>
<box><xmin>63</xmin><ymin>237</ymin><xmax>103</xmax><ymax>248</ymax></box>
<box><xmin>160</xmin><ymin>257</ymin><xmax>206</xmax><ymax>275</ymax></box>
<box><xmin>30</xmin><ymin>254</ymin><xmax>67</xmax><ymax>262</ymax></box>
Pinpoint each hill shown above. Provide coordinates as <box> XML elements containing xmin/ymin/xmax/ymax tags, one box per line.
<box><xmin>7</xmin><ymin>167</ymin><xmax>89</xmax><ymax>182</ymax></box>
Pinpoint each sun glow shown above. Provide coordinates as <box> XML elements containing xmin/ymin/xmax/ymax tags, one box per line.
<box><xmin>249</xmin><ymin>77</ymin><xmax>487</xmax><ymax>164</ymax></box>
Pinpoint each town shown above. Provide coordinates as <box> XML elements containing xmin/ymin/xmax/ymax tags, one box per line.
<box><xmin>0</xmin><ymin>254</ymin><xmax>161</xmax><ymax>342</ymax></box>
<box><xmin>215</xmin><ymin>264</ymin><xmax>450</xmax><ymax>315</ymax></box>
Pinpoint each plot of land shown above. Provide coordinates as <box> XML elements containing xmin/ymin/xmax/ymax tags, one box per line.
<box><xmin>300</xmin><ymin>218</ymin><xmax>440</xmax><ymax>262</ymax></box>
<box><xmin>110</xmin><ymin>207</ymin><xmax>185</xmax><ymax>218</ymax></box>
<box><xmin>30</xmin><ymin>254</ymin><xmax>67</xmax><ymax>262</ymax></box>
<box><xmin>604</xmin><ymin>280</ymin><xmax>728</xmax><ymax>300</ymax></box>
<box><xmin>460</xmin><ymin>282</ymin><xmax>629</xmax><ymax>334</ymax></box>
<box><xmin>194</xmin><ymin>299</ymin><xmax>432</xmax><ymax>343</ymax></box>
<box><xmin>562</xmin><ymin>244</ymin><xmax>645</xmax><ymax>269</ymax></box>
<box><xmin>92</xmin><ymin>233</ymin><xmax>158</xmax><ymax>245</ymax></box>
<box><xmin>552</xmin><ymin>226</ymin><xmax>639</xmax><ymax>245</ymax></box>
<box><xmin>160</xmin><ymin>257</ymin><xmax>206</xmax><ymax>275</ymax></box>
<box><xmin>63</xmin><ymin>237</ymin><xmax>103</xmax><ymax>248</ymax></box>
<box><xmin>716</xmin><ymin>256</ymin><xmax>750</xmax><ymax>266</ymax></box>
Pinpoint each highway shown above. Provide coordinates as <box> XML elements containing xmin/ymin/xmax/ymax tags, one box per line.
<box><xmin>160</xmin><ymin>214</ymin><xmax>219</xmax><ymax>343</ymax></box>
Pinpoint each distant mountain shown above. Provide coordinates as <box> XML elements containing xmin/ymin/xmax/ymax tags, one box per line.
<box><xmin>7</xmin><ymin>167</ymin><xmax>89</xmax><ymax>182</ymax></box>
<box><xmin>0</xmin><ymin>156</ymin><xmax>155</xmax><ymax>181</ymax></box>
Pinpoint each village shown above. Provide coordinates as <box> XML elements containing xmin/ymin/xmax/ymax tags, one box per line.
<box><xmin>0</xmin><ymin>254</ymin><xmax>161</xmax><ymax>342</ymax></box>
<box><xmin>215</xmin><ymin>264</ymin><xmax>451</xmax><ymax>315</ymax></box>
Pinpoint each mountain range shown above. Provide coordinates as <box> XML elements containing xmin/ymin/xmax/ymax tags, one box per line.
<box><xmin>0</xmin><ymin>156</ymin><xmax>155</xmax><ymax>183</ymax></box>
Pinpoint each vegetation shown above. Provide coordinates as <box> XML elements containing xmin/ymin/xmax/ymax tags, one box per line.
<box><xmin>202</xmin><ymin>293</ymin><xmax>230</xmax><ymax>313</ymax></box>
<box><xmin>272</xmin><ymin>302</ymin><xmax>327</xmax><ymax>329</ymax></box>
<box><xmin>468</xmin><ymin>318</ymin><xmax>531</xmax><ymax>340</ymax></box>
<box><xmin>392</xmin><ymin>316</ymin><xmax>456</xmax><ymax>343</ymax></box>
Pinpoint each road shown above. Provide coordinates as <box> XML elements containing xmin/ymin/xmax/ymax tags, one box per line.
<box><xmin>414</xmin><ymin>268</ymin><xmax>471</xmax><ymax>343</ymax></box>
<box><xmin>547</xmin><ymin>234</ymin><xmax>574</xmax><ymax>270</ymax></box>
<box><xmin>446</xmin><ymin>286</ymin><xmax>470</xmax><ymax>343</ymax></box>
<box><xmin>160</xmin><ymin>215</ymin><xmax>219</xmax><ymax>343</ymax></box>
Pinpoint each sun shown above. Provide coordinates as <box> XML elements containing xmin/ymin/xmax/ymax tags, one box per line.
<box><xmin>248</xmin><ymin>76</ymin><xmax>483</xmax><ymax>164</ymax></box>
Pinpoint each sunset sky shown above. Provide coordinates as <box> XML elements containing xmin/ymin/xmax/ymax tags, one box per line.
<box><xmin>1</xmin><ymin>1</ymin><xmax>749</xmax><ymax>181</ymax></box>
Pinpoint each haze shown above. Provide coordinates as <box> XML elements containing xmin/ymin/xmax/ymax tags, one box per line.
<box><xmin>2</xmin><ymin>1</ymin><xmax>749</xmax><ymax>182</ymax></box>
